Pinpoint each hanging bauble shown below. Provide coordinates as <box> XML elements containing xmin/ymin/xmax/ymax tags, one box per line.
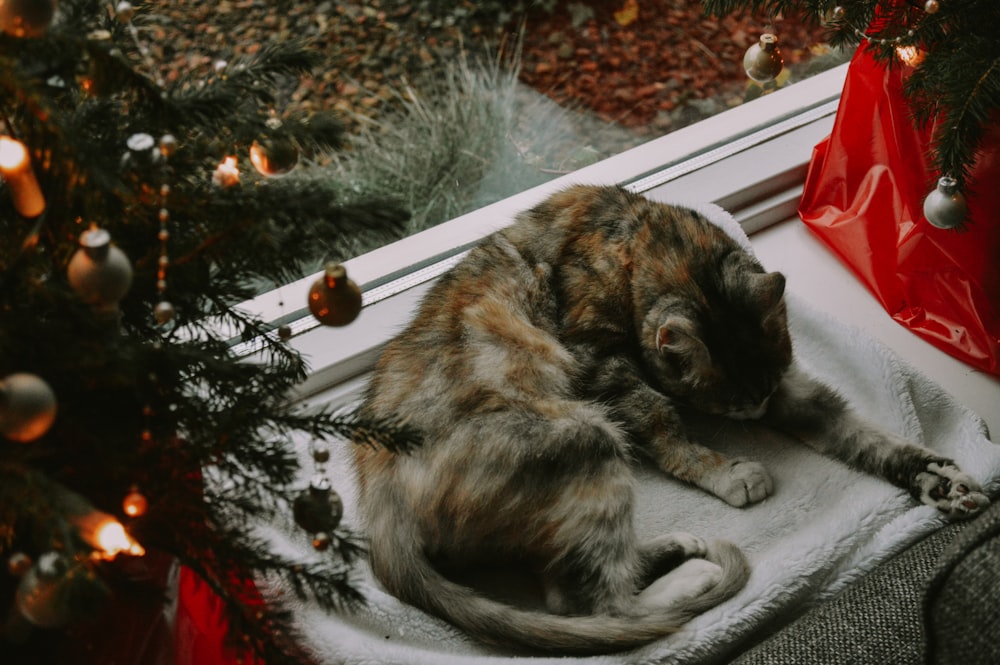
<box><xmin>0</xmin><ymin>372</ymin><xmax>57</xmax><ymax>443</ymax></box>
<box><xmin>923</xmin><ymin>176</ymin><xmax>967</xmax><ymax>229</ymax></box>
<box><xmin>16</xmin><ymin>553</ymin><xmax>109</xmax><ymax>627</ymax></box>
<box><xmin>743</xmin><ymin>34</ymin><xmax>784</xmax><ymax>83</ymax></box>
<box><xmin>292</xmin><ymin>478</ymin><xmax>344</xmax><ymax>535</ymax></box>
<box><xmin>312</xmin><ymin>444</ymin><xmax>330</xmax><ymax>465</ymax></box>
<box><xmin>114</xmin><ymin>0</ymin><xmax>134</xmax><ymax>22</ymax></box>
<box><xmin>249</xmin><ymin>137</ymin><xmax>299</xmax><ymax>176</ymax></box>
<box><xmin>7</xmin><ymin>552</ymin><xmax>32</xmax><ymax>577</ymax></box>
<box><xmin>312</xmin><ymin>532</ymin><xmax>332</xmax><ymax>551</ymax></box>
<box><xmin>158</xmin><ymin>134</ymin><xmax>178</xmax><ymax>159</ymax></box>
<box><xmin>154</xmin><ymin>300</ymin><xmax>176</xmax><ymax>325</ymax></box>
<box><xmin>67</xmin><ymin>226</ymin><xmax>134</xmax><ymax>311</ymax></box>
<box><xmin>0</xmin><ymin>0</ymin><xmax>57</xmax><ymax>38</ymax></box>
<box><xmin>122</xmin><ymin>486</ymin><xmax>149</xmax><ymax>518</ymax></box>
<box><xmin>924</xmin><ymin>0</ymin><xmax>940</xmax><ymax>14</ymax></box>
<box><xmin>308</xmin><ymin>263</ymin><xmax>362</xmax><ymax>327</ymax></box>
<box><xmin>277</xmin><ymin>324</ymin><xmax>292</xmax><ymax>341</ymax></box>
<box><xmin>14</xmin><ymin>552</ymin><xmax>70</xmax><ymax>628</ymax></box>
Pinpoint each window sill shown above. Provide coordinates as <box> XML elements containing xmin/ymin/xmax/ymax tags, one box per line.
<box><xmin>240</xmin><ymin>64</ymin><xmax>852</xmax><ymax>402</ymax></box>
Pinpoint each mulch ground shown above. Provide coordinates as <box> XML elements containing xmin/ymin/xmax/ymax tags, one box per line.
<box><xmin>146</xmin><ymin>0</ymin><xmax>831</xmax><ymax>139</ymax></box>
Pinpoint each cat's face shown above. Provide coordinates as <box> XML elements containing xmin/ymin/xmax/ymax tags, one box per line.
<box><xmin>644</xmin><ymin>255</ymin><xmax>792</xmax><ymax>419</ymax></box>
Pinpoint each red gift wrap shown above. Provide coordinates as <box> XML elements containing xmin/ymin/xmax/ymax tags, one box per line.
<box><xmin>799</xmin><ymin>46</ymin><xmax>1000</xmax><ymax>376</ymax></box>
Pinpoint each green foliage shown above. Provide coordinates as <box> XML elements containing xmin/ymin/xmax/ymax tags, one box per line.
<box><xmin>0</xmin><ymin>1</ymin><xmax>416</xmax><ymax>662</ymax></box>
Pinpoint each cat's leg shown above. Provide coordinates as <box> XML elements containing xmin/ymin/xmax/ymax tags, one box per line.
<box><xmin>636</xmin><ymin>532</ymin><xmax>709</xmax><ymax>589</ymax></box>
<box><xmin>425</xmin><ymin>399</ymin><xmax>651</xmax><ymax>617</ymax></box>
<box><xmin>580</xmin><ymin>349</ymin><xmax>773</xmax><ymax>507</ymax></box>
<box><xmin>764</xmin><ymin>362</ymin><xmax>990</xmax><ymax>519</ymax></box>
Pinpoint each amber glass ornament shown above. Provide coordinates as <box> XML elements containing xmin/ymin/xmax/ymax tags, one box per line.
<box><xmin>308</xmin><ymin>263</ymin><xmax>362</xmax><ymax>327</ymax></box>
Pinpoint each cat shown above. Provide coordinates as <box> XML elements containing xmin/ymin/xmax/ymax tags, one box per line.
<box><xmin>351</xmin><ymin>184</ymin><xmax>989</xmax><ymax>654</ymax></box>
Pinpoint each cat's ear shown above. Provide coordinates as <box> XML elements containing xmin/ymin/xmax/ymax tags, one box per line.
<box><xmin>750</xmin><ymin>271</ymin><xmax>786</xmax><ymax>312</ymax></box>
<box><xmin>656</xmin><ymin>315</ymin><xmax>711</xmax><ymax>372</ymax></box>
<box><xmin>723</xmin><ymin>254</ymin><xmax>786</xmax><ymax>312</ymax></box>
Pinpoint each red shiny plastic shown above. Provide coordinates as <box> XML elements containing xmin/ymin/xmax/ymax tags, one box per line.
<box><xmin>799</xmin><ymin>47</ymin><xmax>1000</xmax><ymax>376</ymax></box>
<box><xmin>174</xmin><ymin>565</ymin><xmax>256</xmax><ymax>665</ymax></box>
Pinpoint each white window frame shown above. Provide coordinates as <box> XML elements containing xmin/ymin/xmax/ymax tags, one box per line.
<box><xmin>233</xmin><ymin>63</ymin><xmax>849</xmax><ymax>406</ymax></box>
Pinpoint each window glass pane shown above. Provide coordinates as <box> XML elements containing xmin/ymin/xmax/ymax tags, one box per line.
<box><xmin>151</xmin><ymin>1</ymin><xmax>849</xmax><ymax>286</ymax></box>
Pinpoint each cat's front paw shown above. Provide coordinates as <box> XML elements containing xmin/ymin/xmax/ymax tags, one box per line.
<box><xmin>915</xmin><ymin>462</ymin><xmax>990</xmax><ymax>520</ymax></box>
<box><xmin>707</xmin><ymin>459</ymin><xmax>773</xmax><ymax>507</ymax></box>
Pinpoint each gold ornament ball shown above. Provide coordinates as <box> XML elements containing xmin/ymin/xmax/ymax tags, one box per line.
<box><xmin>7</xmin><ymin>552</ymin><xmax>32</xmax><ymax>577</ymax></box>
<box><xmin>308</xmin><ymin>263</ymin><xmax>362</xmax><ymax>327</ymax></box>
<box><xmin>743</xmin><ymin>34</ymin><xmax>784</xmax><ymax>83</ymax></box>
<box><xmin>0</xmin><ymin>0</ymin><xmax>57</xmax><ymax>38</ymax></box>
<box><xmin>67</xmin><ymin>226</ymin><xmax>134</xmax><ymax>311</ymax></box>
<box><xmin>0</xmin><ymin>372</ymin><xmax>57</xmax><ymax>443</ymax></box>
<box><xmin>122</xmin><ymin>487</ymin><xmax>149</xmax><ymax>518</ymax></box>
<box><xmin>924</xmin><ymin>0</ymin><xmax>940</xmax><ymax>14</ymax></box>
<box><xmin>249</xmin><ymin>138</ymin><xmax>299</xmax><ymax>176</ymax></box>
<box><xmin>158</xmin><ymin>134</ymin><xmax>178</xmax><ymax>159</ymax></box>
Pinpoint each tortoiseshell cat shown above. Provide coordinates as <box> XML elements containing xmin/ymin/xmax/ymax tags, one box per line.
<box><xmin>352</xmin><ymin>185</ymin><xmax>989</xmax><ymax>654</ymax></box>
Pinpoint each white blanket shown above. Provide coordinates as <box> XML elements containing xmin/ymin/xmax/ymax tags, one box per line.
<box><xmin>269</xmin><ymin>202</ymin><xmax>1000</xmax><ymax>665</ymax></box>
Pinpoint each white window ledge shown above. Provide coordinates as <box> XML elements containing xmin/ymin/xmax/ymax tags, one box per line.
<box><xmin>236</xmin><ymin>64</ymin><xmax>850</xmax><ymax>400</ymax></box>
<box><xmin>245</xmin><ymin>55</ymin><xmax>995</xmax><ymax>438</ymax></box>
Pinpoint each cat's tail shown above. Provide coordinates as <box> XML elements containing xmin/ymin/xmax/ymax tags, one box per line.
<box><xmin>369</xmin><ymin>521</ymin><xmax>749</xmax><ymax>654</ymax></box>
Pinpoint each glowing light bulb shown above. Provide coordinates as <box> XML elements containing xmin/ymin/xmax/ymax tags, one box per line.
<box><xmin>0</xmin><ymin>136</ymin><xmax>45</xmax><ymax>217</ymax></box>
<box><xmin>896</xmin><ymin>45</ymin><xmax>925</xmax><ymax>67</ymax></box>
<box><xmin>94</xmin><ymin>519</ymin><xmax>146</xmax><ymax>558</ymax></box>
<box><xmin>212</xmin><ymin>156</ymin><xmax>240</xmax><ymax>187</ymax></box>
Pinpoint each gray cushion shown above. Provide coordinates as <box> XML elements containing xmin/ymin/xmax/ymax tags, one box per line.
<box><xmin>726</xmin><ymin>522</ymin><xmax>964</xmax><ymax>664</ymax></box>
<box><xmin>923</xmin><ymin>501</ymin><xmax>1000</xmax><ymax>665</ymax></box>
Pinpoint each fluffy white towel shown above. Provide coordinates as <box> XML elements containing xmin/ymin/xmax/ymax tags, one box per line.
<box><xmin>267</xmin><ymin>201</ymin><xmax>1000</xmax><ymax>665</ymax></box>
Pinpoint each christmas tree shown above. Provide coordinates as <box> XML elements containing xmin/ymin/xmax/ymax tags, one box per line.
<box><xmin>0</xmin><ymin>1</ymin><xmax>415</xmax><ymax>662</ymax></box>
<box><xmin>703</xmin><ymin>0</ymin><xmax>1000</xmax><ymax>208</ymax></box>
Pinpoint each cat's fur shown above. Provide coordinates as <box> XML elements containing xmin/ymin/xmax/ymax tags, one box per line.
<box><xmin>352</xmin><ymin>185</ymin><xmax>989</xmax><ymax>654</ymax></box>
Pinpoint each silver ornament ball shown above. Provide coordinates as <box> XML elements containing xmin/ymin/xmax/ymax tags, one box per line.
<box><xmin>923</xmin><ymin>176</ymin><xmax>968</xmax><ymax>230</ymax></box>
<box><xmin>67</xmin><ymin>226</ymin><xmax>134</xmax><ymax>311</ymax></box>
<box><xmin>744</xmin><ymin>34</ymin><xmax>784</xmax><ymax>83</ymax></box>
<box><xmin>14</xmin><ymin>552</ymin><xmax>70</xmax><ymax>628</ymax></box>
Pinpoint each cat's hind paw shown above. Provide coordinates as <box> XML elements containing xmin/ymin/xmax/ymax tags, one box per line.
<box><xmin>707</xmin><ymin>459</ymin><xmax>773</xmax><ymax>507</ymax></box>
<box><xmin>915</xmin><ymin>462</ymin><xmax>990</xmax><ymax>520</ymax></box>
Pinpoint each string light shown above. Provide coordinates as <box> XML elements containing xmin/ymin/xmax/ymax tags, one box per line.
<box><xmin>73</xmin><ymin>510</ymin><xmax>145</xmax><ymax>559</ymax></box>
<box><xmin>896</xmin><ymin>44</ymin><xmax>925</xmax><ymax>66</ymax></box>
<box><xmin>0</xmin><ymin>136</ymin><xmax>45</xmax><ymax>217</ymax></box>
<box><xmin>212</xmin><ymin>156</ymin><xmax>240</xmax><ymax>187</ymax></box>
